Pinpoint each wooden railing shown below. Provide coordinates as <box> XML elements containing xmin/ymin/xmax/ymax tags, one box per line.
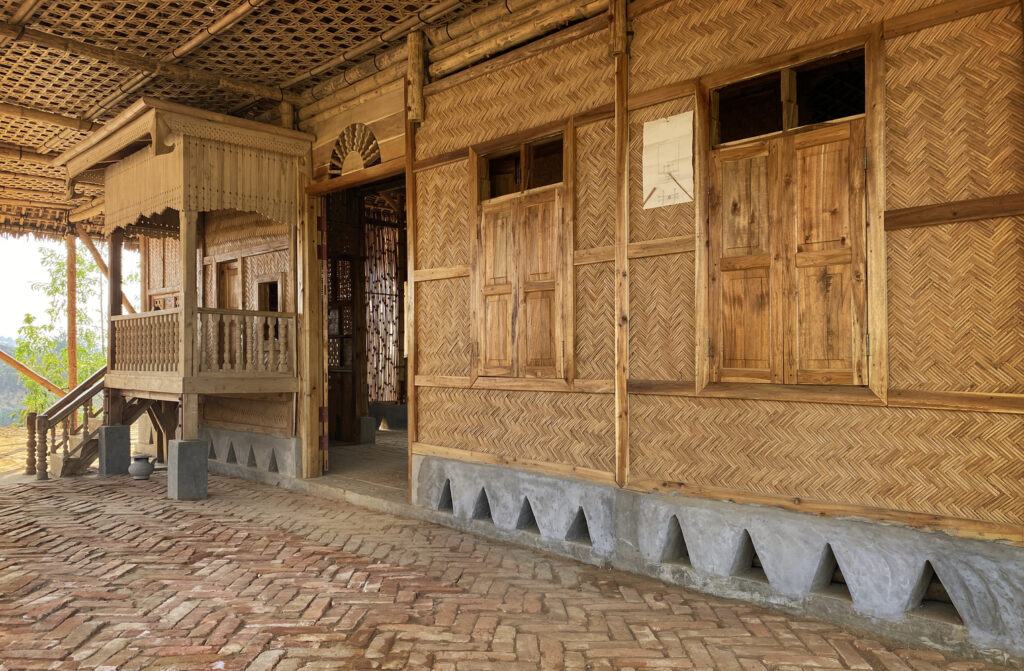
<box><xmin>110</xmin><ymin>308</ymin><xmax>181</xmax><ymax>373</ymax></box>
<box><xmin>29</xmin><ymin>366</ymin><xmax>106</xmax><ymax>479</ymax></box>
<box><xmin>197</xmin><ymin>308</ymin><xmax>296</xmax><ymax>375</ymax></box>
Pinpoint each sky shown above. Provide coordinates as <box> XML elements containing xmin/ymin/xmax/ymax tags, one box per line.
<box><xmin>0</xmin><ymin>236</ymin><xmax>140</xmax><ymax>342</ymax></box>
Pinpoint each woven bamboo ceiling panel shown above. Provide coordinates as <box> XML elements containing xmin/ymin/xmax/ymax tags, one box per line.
<box><xmin>0</xmin><ymin>0</ymin><xmax>497</xmax><ymax>238</ymax></box>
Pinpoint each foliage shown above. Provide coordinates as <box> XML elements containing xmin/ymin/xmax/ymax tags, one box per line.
<box><xmin>13</xmin><ymin>243</ymin><xmax>107</xmax><ymax>421</ymax></box>
<box><xmin>0</xmin><ymin>337</ymin><xmax>25</xmax><ymax>427</ymax></box>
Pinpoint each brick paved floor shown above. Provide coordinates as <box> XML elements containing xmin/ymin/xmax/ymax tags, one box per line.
<box><xmin>0</xmin><ymin>474</ymin><xmax>1005</xmax><ymax>671</ymax></box>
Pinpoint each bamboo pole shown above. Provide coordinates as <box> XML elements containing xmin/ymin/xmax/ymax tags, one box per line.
<box><xmin>300</xmin><ymin>79</ymin><xmax>405</xmax><ymax>130</ymax></box>
<box><xmin>0</xmin><ymin>21</ymin><xmax>302</xmax><ymax>104</ymax></box>
<box><xmin>66</xmin><ymin>235</ymin><xmax>78</xmax><ymax>395</ymax></box>
<box><xmin>0</xmin><ymin>349</ymin><xmax>66</xmax><ymax>396</ymax></box>
<box><xmin>429</xmin><ymin>0</ymin><xmax>609</xmax><ymax>79</ymax></box>
<box><xmin>0</xmin><ymin>170</ymin><xmax>64</xmax><ymax>190</ymax></box>
<box><xmin>428</xmin><ymin>0</ymin><xmax>567</xmax><ymax>62</ymax></box>
<box><xmin>0</xmin><ymin>101</ymin><xmax>101</xmax><ymax>132</ymax></box>
<box><xmin>74</xmin><ymin>223</ymin><xmax>136</xmax><ymax>314</ymax></box>
<box><xmin>0</xmin><ymin>186</ymin><xmax>68</xmax><ymax>202</ymax></box>
<box><xmin>304</xmin><ymin>46</ymin><xmax>408</xmax><ymax>104</ymax></box>
<box><xmin>279</xmin><ymin>101</ymin><xmax>295</xmax><ymax>130</ymax></box>
<box><xmin>0</xmin><ymin>197</ymin><xmax>73</xmax><ymax>210</ymax></box>
<box><xmin>68</xmin><ymin>198</ymin><xmax>104</xmax><ymax>224</ymax></box>
<box><xmin>0</xmin><ymin>140</ymin><xmax>51</xmax><ymax>164</ymax></box>
<box><xmin>407</xmin><ymin>31</ymin><xmax>426</xmax><ymax>123</ymax></box>
<box><xmin>299</xmin><ymin>63</ymin><xmax>406</xmax><ymax>121</ymax></box>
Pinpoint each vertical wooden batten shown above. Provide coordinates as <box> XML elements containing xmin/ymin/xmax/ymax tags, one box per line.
<box><xmin>405</xmin><ymin>81</ymin><xmax>419</xmax><ymax>499</ymax></box>
<box><xmin>865</xmin><ymin>27</ymin><xmax>887</xmax><ymax>401</ymax></box>
<box><xmin>612</xmin><ymin>0</ymin><xmax>630</xmax><ymax>488</ymax></box>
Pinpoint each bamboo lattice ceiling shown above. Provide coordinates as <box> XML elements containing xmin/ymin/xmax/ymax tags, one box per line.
<box><xmin>0</xmin><ymin>0</ymin><xmax>495</xmax><ymax>239</ymax></box>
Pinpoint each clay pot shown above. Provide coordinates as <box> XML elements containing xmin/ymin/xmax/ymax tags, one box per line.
<box><xmin>129</xmin><ymin>455</ymin><xmax>155</xmax><ymax>480</ymax></box>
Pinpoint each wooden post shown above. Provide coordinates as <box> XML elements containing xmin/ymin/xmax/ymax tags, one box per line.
<box><xmin>179</xmin><ymin>211</ymin><xmax>200</xmax><ymax>440</ymax></box>
<box><xmin>612</xmin><ymin>0</ymin><xmax>630</xmax><ymax>489</ymax></box>
<box><xmin>297</xmin><ymin>159</ymin><xmax>323</xmax><ymax>477</ymax></box>
<box><xmin>279</xmin><ymin>101</ymin><xmax>295</xmax><ymax>130</ymax></box>
<box><xmin>25</xmin><ymin>412</ymin><xmax>36</xmax><ymax>475</ymax></box>
<box><xmin>404</xmin><ymin>80</ymin><xmax>418</xmax><ymax>498</ymax></box>
<box><xmin>106</xmin><ymin>228</ymin><xmax>124</xmax><ymax>425</ymax></box>
<box><xmin>75</xmin><ymin>223</ymin><xmax>135</xmax><ymax>313</ymax></box>
<box><xmin>407</xmin><ymin>30</ymin><xmax>426</xmax><ymax>123</ymax></box>
<box><xmin>66</xmin><ymin>235</ymin><xmax>78</xmax><ymax>399</ymax></box>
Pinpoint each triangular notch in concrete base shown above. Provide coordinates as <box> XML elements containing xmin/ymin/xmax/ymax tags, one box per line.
<box><xmin>661</xmin><ymin>515</ymin><xmax>690</xmax><ymax>566</ymax></box>
<box><xmin>565</xmin><ymin>507</ymin><xmax>592</xmax><ymax>546</ymax></box>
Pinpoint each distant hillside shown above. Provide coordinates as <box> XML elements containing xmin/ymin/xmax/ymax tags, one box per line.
<box><xmin>0</xmin><ymin>337</ymin><xmax>26</xmax><ymax>427</ymax></box>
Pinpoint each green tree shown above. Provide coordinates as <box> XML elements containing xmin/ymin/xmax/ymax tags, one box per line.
<box><xmin>14</xmin><ymin>241</ymin><xmax>107</xmax><ymax>419</ymax></box>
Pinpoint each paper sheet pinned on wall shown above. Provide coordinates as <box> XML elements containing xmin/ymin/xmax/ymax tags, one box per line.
<box><xmin>642</xmin><ymin>111</ymin><xmax>694</xmax><ymax>209</ymax></box>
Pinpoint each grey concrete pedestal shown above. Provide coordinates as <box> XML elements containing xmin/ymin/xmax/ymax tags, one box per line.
<box><xmin>98</xmin><ymin>425</ymin><xmax>131</xmax><ymax>475</ymax></box>
<box><xmin>168</xmin><ymin>439</ymin><xmax>209</xmax><ymax>500</ymax></box>
<box><xmin>358</xmin><ymin>415</ymin><xmax>377</xmax><ymax>444</ymax></box>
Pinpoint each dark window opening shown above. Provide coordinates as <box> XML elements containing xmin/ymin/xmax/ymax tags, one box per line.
<box><xmin>482</xmin><ymin>135</ymin><xmax>564</xmax><ymax>200</ymax></box>
<box><xmin>716</xmin><ymin>72</ymin><xmax>783</xmax><ymax>144</ymax></box>
<box><xmin>714</xmin><ymin>49</ymin><xmax>865</xmax><ymax>145</ymax></box>
<box><xmin>796</xmin><ymin>51</ymin><xmax>865</xmax><ymax>126</ymax></box>
<box><xmin>258</xmin><ymin>281</ymin><xmax>280</xmax><ymax>312</ymax></box>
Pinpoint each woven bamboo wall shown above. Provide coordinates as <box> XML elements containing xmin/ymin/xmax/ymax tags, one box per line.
<box><xmin>574</xmin><ymin>262</ymin><xmax>615</xmax><ymax>381</ymax></box>
<box><xmin>204</xmin><ymin>209</ymin><xmax>288</xmax><ymax>257</ymax></box>
<box><xmin>629</xmin><ymin>394</ymin><xmax>1024</xmax><ymax>526</ymax></box>
<box><xmin>418</xmin><ymin>387</ymin><xmax>615</xmax><ymax>473</ymax></box>
<box><xmin>630</xmin><ymin>253</ymin><xmax>695</xmax><ymax>381</ymax></box>
<box><xmin>629</xmin><ymin>98</ymin><xmax>696</xmax><ymax>243</ymax></box>
<box><xmin>417</xmin><ymin>277</ymin><xmax>472</xmax><ymax>377</ymax></box>
<box><xmin>575</xmin><ymin>119</ymin><xmax>616</xmax><ymax>249</ymax></box>
<box><xmin>416</xmin><ymin>160</ymin><xmax>470</xmax><ymax>270</ymax></box>
<box><xmin>888</xmin><ymin>217</ymin><xmax>1024</xmax><ymax>394</ymax></box>
<box><xmin>417</xmin><ymin>30</ymin><xmax>613</xmax><ymax>159</ymax></box>
<box><xmin>885</xmin><ymin>5</ymin><xmax>1024</xmax><ymax>210</ymax></box>
<box><xmin>629</xmin><ymin>0</ymin><xmax>940</xmax><ymax>94</ymax></box>
<box><xmin>242</xmin><ymin>250</ymin><xmax>293</xmax><ymax>312</ymax></box>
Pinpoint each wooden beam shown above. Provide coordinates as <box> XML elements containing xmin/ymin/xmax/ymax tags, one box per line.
<box><xmin>0</xmin><ymin>186</ymin><xmax>68</xmax><ymax>202</ymax></box>
<box><xmin>612</xmin><ymin>0</ymin><xmax>630</xmax><ymax>489</ymax></box>
<box><xmin>0</xmin><ymin>169</ymin><xmax>64</xmax><ymax>190</ymax></box>
<box><xmin>74</xmin><ymin>223</ymin><xmax>136</xmax><ymax>314</ymax></box>
<box><xmin>0</xmin><ymin>21</ymin><xmax>302</xmax><ymax>105</ymax></box>
<box><xmin>884</xmin><ymin>192</ymin><xmax>1024</xmax><ymax>230</ymax></box>
<box><xmin>882</xmin><ymin>0</ymin><xmax>1016</xmax><ymax>38</ymax></box>
<box><xmin>178</xmin><ymin>211</ymin><xmax>199</xmax><ymax>440</ymax></box>
<box><xmin>0</xmin><ymin>349</ymin><xmax>66</xmax><ymax>397</ymax></box>
<box><xmin>407</xmin><ymin>30</ymin><xmax>426</xmax><ymax>124</ymax></box>
<box><xmin>0</xmin><ymin>197</ymin><xmax>72</xmax><ymax>210</ymax></box>
<box><xmin>68</xmin><ymin>197</ymin><xmax>104</xmax><ymax>223</ymax></box>
<box><xmin>305</xmin><ymin>157</ymin><xmax>405</xmax><ymax>196</ymax></box>
<box><xmin>66</xmin><ymin>235</ymin><xmax>77</xmax><ymax>393</ymax></box>
<box><xmin>0</xmin><ymin>140</ymin><xmax>51</xmax><ymax>164</ymax></box>
<box><xmin>0</xmin><ymin>101</ymin><xmax>100</xmax><ymax>133</ymax></box>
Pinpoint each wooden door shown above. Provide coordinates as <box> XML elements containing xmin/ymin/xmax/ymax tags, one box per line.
<box><xmin>789</xmin><ymin>120</ymin><xmax>866</xmax><ymax>385</ymax></box>
<box><xmin>480</xmin><ymin>199</ymin><xmax>515</xmax><ymax>376</ymax></box>
<box><xmin>518</xmin><ymin>187</ymin><xmax>561</xmax><ymax>378</ymax></box>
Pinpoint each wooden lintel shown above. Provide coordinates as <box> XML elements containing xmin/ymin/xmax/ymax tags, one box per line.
<box><xmin>628</xmin><ymin>80</ymin><xmax>698</xmax><ymax>111</ymax></box>
<box><xmin>884</xmin><ymin>192</ymin><xmax>1024</xmax><ymax>231</ymax></box>
<box><xmin>0</xmin><ymin>348</ymin><xmax>66</xmax><ymax>397</ymax></box>
<box><xmin>413</xmin><ymin>265</ymin><xmax>470</xmax><ymax>282</ymax></box>
<box><xmin>882</xmin><ymin>0</ymin><xmax>1016</xmax><ymax>38</ymax></box>
<box><xmin>306</xmin><ymin>157</ymin><xmax>406</xmax><ymax>196</ymax></box>
<box><xmin>412</xmin><ymin>149</ymin><xmax>468</xmax><ymax>172</ymax></box>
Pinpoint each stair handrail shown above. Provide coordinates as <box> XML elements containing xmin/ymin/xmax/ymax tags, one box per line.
<box><xmin>39</xmin><ymin>365</ymin><xmax>107</xmax><ymax>421</ymax></box>
<box><xmin>32</xmin><ymin>366</ymin><xmax>107</xmax><ymax>480</ymax></box>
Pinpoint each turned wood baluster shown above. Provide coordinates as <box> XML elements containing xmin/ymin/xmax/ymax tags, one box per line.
<box><xmin>62</xmin><ymin>418</ymin><xmax>70</xmax><ymax>461</ymax></box>
<box><xmin>268</xmin><ymin>317</ymin><xmax>278</xmax><ymax>372</ymax></box>
<box><xmin>25</xmin><ymin>412</ymin><xmax>36</xmax><ymax>475</ymax></box>
<box><xmin>257</xmin><ymin>316</ymin><xmax>267</xmax><ymax>371</ymax></box>
<box><xmin>233</xmin><ymin>315</ymin><xmax>242</xmax><ymax>372</ymax></box>
<box><xmin>279</xmin><ymin>319</ymin><xmax>289</xmax><ymax>373</ymax></box>
<box><xmin>83</xmin><ymin>398</ymin><xmax>91</xmax><ymax>438</ymax></box>
<box><xmin>248</xmin><ymin>315</ymin><xmax>257</xmax><ymax>371</ymax></box>
<box><xmin>36</xmin><ymin>416</ymin><xmax>47</xmax><ymax>480</ymax></box>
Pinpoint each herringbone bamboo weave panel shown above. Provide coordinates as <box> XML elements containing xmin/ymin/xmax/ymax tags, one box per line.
<box><xmin>244</xmin><ymin>251</ymin><xmax>292</xmax><ymax>312</ymax></box>
<box><xmin>629</xmin><ymin>253</ymin><xmax>695</xmax><ymax>381</ymax></box>
<box><xmin>416</xmin><ymin>277</ymin><xmax>471</xmax><ymax>377</ymax></box>
<box><xmin>416</xmin><ymin>160</ymin><xmax>470</xmax><ymax>269</ymax></box>
<box><xmin>629</xmin><ymin>394</ymin><xmax>1024</xmax><ymax>526</ymax></box>
<box><xmin>885</xmin><ymin>6</ymin><xmax>1024</xmax><ymax>210</ymax></box>
<box><xmin>629</xmin><ymin>0</ymin><xmax>936</xmax><ymax>94</ymax></box>
<box><xmin>417</xmin><ymin>31</ymin><xmax>613</xmax><ymax>159</ymax></box>
<box><xmin>888</xmin><ymin>217</ymin><xmax>1024</xmax><ymax>393</ymax></box>
<box><xmin>630</xmin><ymin>98</ymin><xmax>696</xmax><ymax>243</ymax></box>
<box><xmin>201</xmin><ymin>394</ymin><xmax>294</xmax><ymax>436</ymax></box>
<box><xmin>575</xmin><ymin>119</ymin><xmax>616</xmax><ymax>250</ymax></box>
<box><xmin>418</xmin><ymin>387</ymin><xmax>615</xmax><ymax>473</ymax></box>
<box><xmin>574</xmin><ymin>261</ymin><xmax>615</xmax><ymax>380</ymax></box>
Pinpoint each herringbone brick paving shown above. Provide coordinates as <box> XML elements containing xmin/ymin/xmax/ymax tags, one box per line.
<box><xmin>0</xmin><ymin>474</ymin><xmax>1005</xmax><ymax>670</ymax></box>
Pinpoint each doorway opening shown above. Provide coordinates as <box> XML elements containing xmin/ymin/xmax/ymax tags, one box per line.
<box><xmin>322</xmin><ymin>176</ymin><xmax>408</xmax><ymax>500</ymax></box>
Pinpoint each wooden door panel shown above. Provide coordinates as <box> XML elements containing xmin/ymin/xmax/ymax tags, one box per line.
<box><xmin>522</xmin><ymin>290</ymin><xmax>556</xmax><ymax>372</ymax></box>
<box><xmin>721</xmin><ymin>267</ymin><xmax>771</xmax><ymax>381</ymax></box>
<box><xmin>518</xmin><ymin>187</ymin><xmax>562</xmax><ymax>378</ymax></box>
<box><xmin>480</xmin><ymin>201</ymin><xmax>516</xmax><ymax>376</ymax></box>
<box><xmin>796</xmin><ymin>135</ymin><xmax>851</xmax><ymax>252</ymax></box>
<box><xmin>720</xmin><ymin>153</ymin><xmax>770</xmax><ymax>258</ymax></box>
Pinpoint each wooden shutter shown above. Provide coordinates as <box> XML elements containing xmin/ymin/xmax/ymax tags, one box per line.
<box><xmin>710</xmin><ymin>141</ymin><xmax>777</xmax><ymax>383</ymax></box>
<box><xmin>518</xmin><ymin>186</ymin><xmax>562</xmax><ymax>378</ymax></box>
<box><xmin>788</xmin><ymin>120</ymin><xmax>867</xmax><ymax>385</ymax></box>
<box><xmin>480</xmin><ymin>199</ymin><xmax>515</xmax><ymax>376</ymax></box>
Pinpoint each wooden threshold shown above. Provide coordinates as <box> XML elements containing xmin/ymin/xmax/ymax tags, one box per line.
<box><xmin>412</xmin><ymin>441</ymin><xmax>616</xmax><ymax>486</ymax></box>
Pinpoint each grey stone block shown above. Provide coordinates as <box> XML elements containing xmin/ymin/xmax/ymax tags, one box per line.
<box><xmin>97</xmin><ymin>425</ymin><xmax>131</xmax><ymax>476</ymax></box>
<box><xmin>168</xmin><ymin>439</ymin><xmax>209</xmax><ymax>500</ymax></box>
<box><xmin>358</xmin><ymin>415</ymin><xmax>377</xmax><ymax>444</ymax></box>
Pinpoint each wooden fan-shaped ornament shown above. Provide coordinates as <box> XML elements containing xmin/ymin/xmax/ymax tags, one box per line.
<box><xmin>329</xmin><ymin>123</ymin><xmax>382</xmax><ymax>177</ymax></box>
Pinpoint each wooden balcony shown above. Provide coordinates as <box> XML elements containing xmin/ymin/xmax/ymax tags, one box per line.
<box><xmin>107</xmin><ymin>307</ymin><xmax>300</xmax><ymax>397</ymax></box>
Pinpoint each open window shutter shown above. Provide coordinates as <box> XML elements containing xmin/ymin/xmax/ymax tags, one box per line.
<box><xmin>710</xmin><ymin>142</ymin><xmax>778</xmax><ymax>383</ymax></box>
<box><xmin>518</xmin><ymin>186</ymin><xmax>562</xmax><ymax>378</ymax></box>
<box><xmin>788</xmin><ymin>119</ymin><xmax>867</xmax><ymax>385</ymax></box>
<box><xmin>480</xmin><ymin>200</ymin><xmax>516</xmax><ymax>376</ymax></box>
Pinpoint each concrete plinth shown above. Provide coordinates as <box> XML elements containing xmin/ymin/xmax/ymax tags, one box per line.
<box><xmin>168</xmin><ymin>439</ymin><xmax>209</xmax><ymax>500</ymax></box>
<box><xmin>97</xmin><ymin>425</ymin><xmax>131</xmax><ymax>476</ymax></box>
<box><xmin>358</xmin><ymin>416</ymin><xmax>377</xmax><ymax>445</ymax></box>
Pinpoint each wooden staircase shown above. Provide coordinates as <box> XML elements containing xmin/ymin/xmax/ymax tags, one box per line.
<box><xmin>31</xmin><ymin>366</ymin><xmax>153</xmax><ymax>478</ymax></box>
